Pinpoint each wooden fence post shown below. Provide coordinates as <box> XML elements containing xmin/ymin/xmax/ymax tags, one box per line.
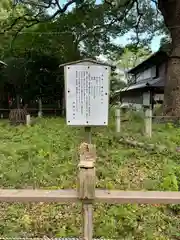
<box><xmin>38</xmin><ymin>98</ymin><xmax>42</xmax><ymax>117</ymax></box>
<box><xmin>26</xmin><ymin>114</ymin><xmax>31</xmax><ymax>126</ymax></box>
<box><xmin>78</xmin><ymin>142</ymin><xmax>96</xmax><ymax>240</ymax></box>
<box><xmin>144</xmin><ymin>107</ymin><xmax>152</xmax><ymax>138</ymax></box>
<box><xmin>115</xmin><ymin>108</ymin><xmax>121</xmax><ymax>133</ymax></box>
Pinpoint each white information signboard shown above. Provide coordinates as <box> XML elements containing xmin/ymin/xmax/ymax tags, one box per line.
<box><xmin>65</xmin><ymin>64</ymin><xmax>110</xmax><ymax>126</ymax></box>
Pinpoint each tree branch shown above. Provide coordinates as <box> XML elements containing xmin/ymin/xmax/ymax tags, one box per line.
<box><xmin>134</xmin><ymin>0</ymin><xmax>143</xmax><ymax>45</ymax></box>
<box><xmin>105</xmin><ymin>0</ymin><xmax>134</xmax><ymax>8</ymax></box>
<box><xmin>55</xmin><ymin>0</ymin><xmax>61</xmax><ymax>10</ymax></box>
<box><xmin>45</xmin><ymin>0</ymin><xmax>77</xmax><ymax>21</ymax></box>
<box><xmin>2</xmin><ymin>0</ymin><xmax>77</xmax><ymax>35</ymax></box>
<box><xmin>14</xmin><ymin>0</ymin><xmax>54</xmax><ymax>9</ymax></box>
<box><xmin>76</xmin><ymin>1</ymin><xmax>134</xmax><ymax>46</ymax></box>
<box><xmin>0</xmin><ymin>14</ymin><xmax>32</xmax><ymax>34</ymax></box>
<box><xmin>151</xmin><ymin>0</ymin><xmax>158</xmax><ymax>7</ymax></box>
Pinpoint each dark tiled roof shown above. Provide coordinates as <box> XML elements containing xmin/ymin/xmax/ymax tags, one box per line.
<box><xmin>120</xmin><ymin>78</ymin><xmax>164</xmax><ymax>92</ymax></box>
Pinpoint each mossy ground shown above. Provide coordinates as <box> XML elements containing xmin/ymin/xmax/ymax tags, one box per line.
<box><xmin>0</xmin><ymin>111</ymin><xmax>179</xmax><ymax>239</ymax></box>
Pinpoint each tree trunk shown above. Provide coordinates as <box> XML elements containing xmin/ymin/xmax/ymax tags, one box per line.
<box><xmin>158</xmin><ymin>0</ymin><xmax>180</xmax><ymax>116</ymax></box>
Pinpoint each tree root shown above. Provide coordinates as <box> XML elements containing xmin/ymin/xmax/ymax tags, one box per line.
<box><xmin>118</xmin><ymin>137</ymin><xmax>167</xmax><ymax>152</ymax></box>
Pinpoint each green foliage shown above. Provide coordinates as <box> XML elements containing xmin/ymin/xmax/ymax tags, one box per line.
<box><xmin>159</xmin><ymin>36</ymin><xmax>172</xmax><ymax>55</ymax></box>
<box><xmin>0</xmin><ymin>1</ymin><xmax>124</xmax><ymax>104</ymax></box>
<box><xmin>0</xmin><ymin>117</ymin><xmax>178</xmax><ymax>238</ymax></box>
<box><xmin>116</xmin><ymin>46</ymin><xmax>151</xmax><ymax>71</ymax></box>
<box><xmin>161</xmin><ymin>174</ymin><xmax>178</xmax><ymax>191</ymax></box>
<box><xmin>110</xmin><ymin>71</ymin><xmax>126</xmax><ymax>96</ymax></box>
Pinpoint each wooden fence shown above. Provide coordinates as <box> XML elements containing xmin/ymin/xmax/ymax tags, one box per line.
<box><xmin>115</xmin><ymin>107</ymin><xmax>152</xmax><ymax>137</ymax></box>
<box><xmin>0</xmin><ymin>108</ymin><xmax>62</xmax><ymax>118</ymax></box>
<box><xmin>115</xmin><ymin>106</ymin><xmax>180</xmax><ymax>138</ymax></box>
<box><xmin>0</xmin><ymin>141</ymin><xmax>180</xmax><ymax>239</ymax></box>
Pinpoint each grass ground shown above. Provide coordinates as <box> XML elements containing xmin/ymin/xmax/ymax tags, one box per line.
<box><xmin>0</xmin><ymin>111</ymin><xmax>179</xmax><ymax>239</ymax></box>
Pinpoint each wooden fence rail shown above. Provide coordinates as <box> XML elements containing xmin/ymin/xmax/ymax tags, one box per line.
<box><xmin>0</xmin><ymin>142</ymin><xmax>180</xmax><ymax>240</ymax></box>
<box><xmin>0</xmin><ymin>189</ymin><xmax>179</xmax><ymax>204</ymax></box>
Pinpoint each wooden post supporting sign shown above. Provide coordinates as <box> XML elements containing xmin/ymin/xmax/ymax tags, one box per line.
<box><xmin>78</xmin><ymin>138</ymin><xmax>96</xmax><ymax>240</ymax></box>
